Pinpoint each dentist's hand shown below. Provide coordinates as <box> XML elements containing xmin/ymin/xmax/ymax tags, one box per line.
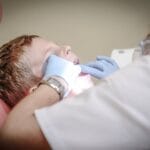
<box><xmin>43</xmin><ymin>55</ymin><xmax>81</xmax><ymax>97</ymax></box>
<box><xmin>80</xmin><ymin>56</ymin><xmax>119</xmax><ymax>79</ymax></box>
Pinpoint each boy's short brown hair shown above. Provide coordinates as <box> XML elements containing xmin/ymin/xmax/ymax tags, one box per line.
<box><xmin>0</xmin><ymin>35</ymin><xmax>40</xmax><ymax>107</ymax></box>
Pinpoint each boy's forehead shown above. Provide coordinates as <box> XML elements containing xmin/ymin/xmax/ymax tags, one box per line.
<box><xmin>31</xmin><ymin>38</ymin><xmax>63</xmax><ymax>58</ymax></box>
<box><xmin>31</xmin><ymin>37</ymin><xmax>58</xmax><ymax>50</ymax></box>
<box><xmin>32</xmin><ymin>37</ymin><xmax>49</xmax><ymax>47</ymax></box>
<box><xmin>24</xmin><ymin>37</ymin><xmax>60</xmax><ymax>61</ymax></box>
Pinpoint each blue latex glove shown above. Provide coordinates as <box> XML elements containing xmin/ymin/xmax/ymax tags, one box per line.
<box><xmin>80</xmin><ymin>56</ymin><xmax>119</xmax><ymax>79</ymax></box>
<box><xmin>44</xmin><ymin>55</ymin><xmax>81</xmax><ymax>95</ymax></box>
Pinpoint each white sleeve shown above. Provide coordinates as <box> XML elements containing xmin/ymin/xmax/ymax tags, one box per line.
<box><xmin>35</xmin><ymin>56</ymin><xmax>150</xmax><ymax>150</ymax></box>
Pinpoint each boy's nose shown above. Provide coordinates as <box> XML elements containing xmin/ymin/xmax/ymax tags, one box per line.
<box><xmin>63</xmin><ymin>45</ymin><xmax>71</xmax><ymax>54</ymax></box>
<box><xmin>73</xmin><ymin>58</ymin><xmax>80</xmax><ymax>64</ymax></box>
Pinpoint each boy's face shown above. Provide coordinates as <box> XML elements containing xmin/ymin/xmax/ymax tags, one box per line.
<box><xmin>25</xmin><ymin>37</ymin><xmax>79</xmax><ymax>78</ymax></box>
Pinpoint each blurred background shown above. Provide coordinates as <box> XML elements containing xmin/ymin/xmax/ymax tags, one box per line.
<box><xmin>0</xmin><ymin>0</ymin><xmax>150</xmax><ymax>63</ymax></box>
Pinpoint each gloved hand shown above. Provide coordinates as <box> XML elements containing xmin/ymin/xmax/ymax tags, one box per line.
<box><xmin>80</xmin><ymin>56</ymin><xmax>119</xmax><ymax>79</ymax></box>
<box><xmin>43</xmin><ymin>55</ymin><xmax>81</xmax><ymax>96</ymax></box>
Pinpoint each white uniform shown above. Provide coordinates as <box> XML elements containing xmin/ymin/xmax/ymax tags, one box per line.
<box><xmin>35</xmin><ymin>56</ymin><xmax>150</xmax><ymax>150</ymax></box>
